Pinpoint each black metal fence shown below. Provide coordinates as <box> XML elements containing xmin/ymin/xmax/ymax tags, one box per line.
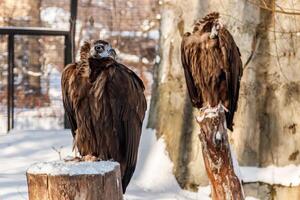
<box><xmin>0</xmin><ymin>0</ymin><xmax>77</xmax><ymax>134</ymax></box>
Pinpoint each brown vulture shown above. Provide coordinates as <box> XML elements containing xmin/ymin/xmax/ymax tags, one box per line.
<box><xmin>181</xmin><ymin>12</ymin><xmax>243</xmax><ymax>131</ymax></box>
<box><xmin>61</xmin><ymin>40</ymin><xmax>147</xmax><ymax>193</ymax></box>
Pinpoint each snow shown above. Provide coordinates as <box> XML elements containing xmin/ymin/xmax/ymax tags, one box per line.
<box><xmin>0</xmin><ymin>102</ymin><xmax>211</xmax><ymax>199</ymax></box>
<box><xmin>126</xmin><ymin>108</ymin><xmax>212</xmax><ymax>199</ymax></box>
<box><xmin>240</xmin><ymin>165</ymin><xmax>300</xmax><ymax>187</ymax></box>
<box><xmin>0</xmin><ymin>105</ymin><xmax>264</xmax><ymax>200</ymax></box>
<box><xmin>230</xmin><ymin>145</ymin><xmax>242</xmax><ymax>181</ymax></box>
<box><xmin>28</xmin><ymin>160</ymin><xmax>119</xmax><ymax>176</ymax></box>
<box><xmin>0</xmin><ymin>130</ymin><xmax>72</xmax><ymax>199</ymax></box>
<box><xmin>0</xmin><ymin>109</ymin><xmax>210</xmax><ymax>200</ymax></box>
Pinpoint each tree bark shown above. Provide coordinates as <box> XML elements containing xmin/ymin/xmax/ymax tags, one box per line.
<box><xmin>26</xmin><ymin>161</ymin><xmax>123</xmax><ymax>200</ymax></box>
<box><xmin>196</xmin><ymin>106</ymin><xmax>244</xmax><ymax>200</ymax></box>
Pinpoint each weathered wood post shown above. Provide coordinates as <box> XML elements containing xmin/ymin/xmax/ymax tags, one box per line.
<box><xmin>26</xmin><ymin>161</ymin><xmax>123</xmax><ymax>200</ymax></box>
<box><xmin>196</xmin><ymin>105</ymin><xmax>244</xmax><ymax>200</ymax></box>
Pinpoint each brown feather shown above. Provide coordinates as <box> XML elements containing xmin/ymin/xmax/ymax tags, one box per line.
<box><xmin>61</xmin><ymin>41</ymin><xmax>147</xmax><ymax>193</ymax></box>
<box><xmin>181</xmin><ymin>12</ymin><xmax>243</xmax><ymax>131</ymax></box>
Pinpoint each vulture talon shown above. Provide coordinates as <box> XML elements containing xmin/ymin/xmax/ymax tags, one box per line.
<box><xmin>82</xmin><ymin>155</ymin><xmax>100</xmax><ymax>162</ymax></box>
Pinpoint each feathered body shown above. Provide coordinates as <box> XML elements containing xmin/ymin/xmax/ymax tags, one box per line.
<box><xmin>61</xmin><ymin>41</ymin><xmax>147</xmax><ymax>193</ymax></box>
<box><xmin>181</xmin><ymin>12</ymin><xmax>243</xmax><ymax>130</ymax></box>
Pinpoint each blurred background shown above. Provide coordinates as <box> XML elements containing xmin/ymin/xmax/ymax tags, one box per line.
<box><xmin>0</xmin><ymin>0</ymin><xmax>300</xmax><ymax>199</ymax></box>
<box><xmin>0</xmin><ymin>0</ymin><xmax>159</xmax><ymax>134</ymax></box>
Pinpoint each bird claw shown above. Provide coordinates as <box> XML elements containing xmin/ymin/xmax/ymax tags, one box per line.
<box><xmin>82</xmin><ymin>155</ymin><xmax>100</xmax><ymax>162</ymax></box>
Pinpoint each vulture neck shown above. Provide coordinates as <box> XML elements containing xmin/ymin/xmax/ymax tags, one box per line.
<box><xmin>88</xmin><ymin>57</ymin><xmax>116</xmax><ymax>82</ymax></box>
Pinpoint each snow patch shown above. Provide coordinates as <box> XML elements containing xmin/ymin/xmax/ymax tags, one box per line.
<box><xmin>230</xmin><ymin>145</ymin><xmax>242</xmax><ymax>181</ymax></box>
<box><xmin>1</xmin><ymin>106</ymin><xmax>292</xmax><ymax>199</ymax></box>
<box><xmin>132</xmin><ymin>136</ymin><xmax>180</xmax><ymax>192</ymax></box>
<box><xmin>28</xmin><ymin>160</ymin><xmax>119</xmax><ymax>176</ymax></box>
<box><xmin>241</xmin><ymin>165</ymin><xmax>300</xmax><ymax>186</ymax></box>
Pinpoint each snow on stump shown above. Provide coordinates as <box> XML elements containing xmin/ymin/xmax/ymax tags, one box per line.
<box><xmin>196</xmin><ymin>105</ymin><xmax>244</xmax><ymax>200</ymax></box>
<box><xmin>26</xmin><ymin>161</ymin><xmax>123</xmax><ymax>200</ymax></box>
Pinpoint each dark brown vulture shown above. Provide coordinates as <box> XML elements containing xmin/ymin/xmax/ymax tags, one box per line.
<box><xmin>61</xmin><ymin>40</ymin><xmax>147</xmax><ymax>193</ymax></box>
<box><xmin>181</xmin><ymin>12</ymin><xmax>243</xmax><ymax>131</ymax></box>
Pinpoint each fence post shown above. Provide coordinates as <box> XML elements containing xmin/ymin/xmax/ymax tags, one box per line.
<box><xmin>7</xmin><ymin>34</ymin><xmax>14</xmax><ymax>132</ymax></box>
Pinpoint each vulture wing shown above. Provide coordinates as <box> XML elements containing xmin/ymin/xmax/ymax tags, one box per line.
<box><xmin>181</xmin><ymin>33</ymin><xmax>203</xmax><ymax>108</ymax></box>
<box><xmin>61</xmin><ymin>64</ymin><xmax>77</xmax><ymax>138</ymax></box>
<box><xmin>108</xmin><ymin>63</ymin><xmax>147</xmax><ymax>192</ymax></box>
<box><xmin>218</xmin><ymin>28</ymin><xmax>243</xmax><ymax>130</ymax></box>
<box><xmin>90</xmin><ymin>59</ymin><xmax>147</xmax><ymax>193</ymax></box>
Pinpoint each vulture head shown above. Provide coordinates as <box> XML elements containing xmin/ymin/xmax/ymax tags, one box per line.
<box><xmin>91</xmin><ymin>40</ymin><xmax>117</xmax><ymax>60</ymax></box>
<box><xmin>192</xmin><ymin>12</ymin><xmax>223</xmax><ymax>39</ymax></box>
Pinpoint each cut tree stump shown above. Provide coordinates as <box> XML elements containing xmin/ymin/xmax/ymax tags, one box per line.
<box><xmin>26</xmin><ymin>161</ymin><xmax>123</xmax><ymax>200</ymax></box>
<box><xmin>196</xmin><ymin>105</ymin><xmax>244</xmax><ymax>200</ymax></box>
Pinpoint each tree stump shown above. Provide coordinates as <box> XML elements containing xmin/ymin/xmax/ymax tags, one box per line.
<box><xmin>26</xmin><ymin>161</ymin><xmax>123</xmax><ymax>200</ymax></box>
<box><xmin>196</xmin><ymin>105</ymin><xmax>244</xmax><ymax>200</ymax></box>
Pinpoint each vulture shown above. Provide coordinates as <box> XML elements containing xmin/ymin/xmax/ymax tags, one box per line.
<box><xmin>61</xmin><ymin>40</ymin><xmax>147</xmax><ymax>193</ymax></box>
<box><xmin>181</xmin><ymin>12</ymin><xmax>243</xmax><ymax>130</ymax></box>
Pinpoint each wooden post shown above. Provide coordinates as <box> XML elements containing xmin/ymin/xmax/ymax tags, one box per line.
<box><xmin>196</xmin><ymin>105</ymin><xmax>244</xmax><ymax>200</ymax></box>
<box><xmin>26</xmin><ymin>161</ymin><xmax>123</xmax><ymax>200</ymax></box>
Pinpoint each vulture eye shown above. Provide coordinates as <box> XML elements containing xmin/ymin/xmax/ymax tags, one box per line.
<box><xmin>95</xmin><ymin>45</ymin><xmax>104</xmax><ymax>51</ymax></box>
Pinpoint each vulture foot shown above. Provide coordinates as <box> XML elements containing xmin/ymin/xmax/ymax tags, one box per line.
<box><xmin>82</xmin><ymin>155</ymin><xmax>100</xmax><ymax>162</ymax></box>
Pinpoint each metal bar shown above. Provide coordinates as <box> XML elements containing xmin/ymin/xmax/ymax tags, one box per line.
<box><xmin>70</xmin><ymin>0</ymin><xmax>78</xmax><ymax>63</ymax></box>
<box><xmin>0</xmin><ymin>27</ymin><xmax>69</xmax><ymax>36</ymax></box>
<box><xmin>64</xmin><ymin>34</ymin><xmax>72</xmax><ymax>72</ymax></box>
<box><xmin>7</xmin><ymin>34</ymin><xmax>14</xmax><ymax>132</ymax></box>
<box><xmin>64</xmin><ymin>0</ymin><xmax>78</xmax><ymax>128</ymax></box>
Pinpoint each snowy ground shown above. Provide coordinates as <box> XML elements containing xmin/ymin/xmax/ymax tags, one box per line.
<box><xmin>0</xmin><ymin>108</ymin><xmax>269</xmax><ymax>200</ymax></box>
<box><xmin>0</xmin><ymin>110</ymin><xmax>212</xmax><ymax>200</ymax></box>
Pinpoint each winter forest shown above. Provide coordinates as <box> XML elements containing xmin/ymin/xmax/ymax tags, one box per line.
<box><xmin>0</xmin><ymin>0</ymin><xmax>300</xmax><ymax>199</ymax></box>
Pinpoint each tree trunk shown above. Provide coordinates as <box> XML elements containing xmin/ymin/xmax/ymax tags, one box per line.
<box><xmin>196</xmin><ymin>106</ymin><xmax>244</xmax><ymax>200</ymax></box>
<box><xmin>26</xmin><ymin>161</ymin><xmax>123</xmax><ymax>200</ymax></box>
